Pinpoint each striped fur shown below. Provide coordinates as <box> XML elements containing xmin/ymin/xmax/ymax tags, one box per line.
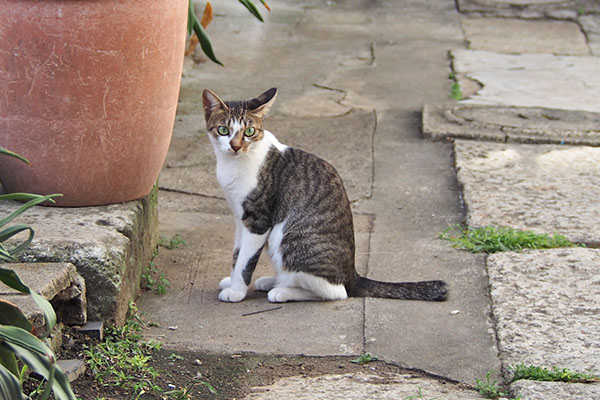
<box><xmin>202</xmin><ymin>88</ymin><xmax>448</xmax><ymax>303</ymax></box>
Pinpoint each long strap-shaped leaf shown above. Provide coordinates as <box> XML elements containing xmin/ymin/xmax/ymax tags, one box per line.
<box><xmin>188</xmin><ymin>0</ymin><xmax>223</xmax><ymax>66</ymax></box>
<box><xmin>239</xmin><ymin>0</ymin><xmax>264</xmax><ymax>22</ymax></box>
<box><xmin>0</xmin><ymin>194</ymin><xmax>60</xmax><ymax>229</ymax></box>
<box><xmin>0</xmin><ymin>326</ymin><xmax>75</xmax><ymax>400</ymax></box>
<box><xmin>0</xmin><ymin>268</ymin><xmax>57</xmax><ymax>334</ymax></box>
<box><xmin>0</xmin><ymin>147</ymin><xmax>30</xmax><ymax>165</ymax></box>
<box><xmin>0</xmin><ymin>362</ymin><xmax>24</xmax><ymax>400</ymax></box>
<box><xmin>0</xmin><ymin>224</ymin><xmax>34</xmax><ymax>255</ymax></box>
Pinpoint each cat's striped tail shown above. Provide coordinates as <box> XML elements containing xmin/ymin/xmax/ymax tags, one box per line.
<box><xmin>348</xmin><ymin>277</ymin><xmax>448</xmax><ymax>301</ymax></box>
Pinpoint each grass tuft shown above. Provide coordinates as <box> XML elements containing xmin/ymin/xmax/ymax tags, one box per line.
<box><xmin>509</xmin><ymin>363</ymin><xmax>599</xmax><ymax>383</ymax></box>
<box><xmin>440</xmin><ymin>225</ymin><xmax>581</xmax><ymax>254</ymax></box>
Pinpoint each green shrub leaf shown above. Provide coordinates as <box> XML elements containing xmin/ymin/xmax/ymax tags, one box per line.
<box><xmin>0</xmin><ymin>362</ymin><xmax>24</xmax><ymax>400</ymax></box>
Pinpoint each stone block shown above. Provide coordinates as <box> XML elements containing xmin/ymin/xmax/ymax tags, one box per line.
<box><xmin>488</xmin><ymin>248</ymin><xmax>600</xmax><ymax>375</ymax></box>
<box><xmin>579</xmin><ymin>15</ymin><xmax>600</xmax><ymax>56</ymax></box>
<box><xmin>510</xmin><ymin>380</ymin><xmax>600</xmax><ymax>400</ymax></box>
<box><xmin>57</xmin><ymin>359</ymin><xmax>86</xmax><ymax>383</ymax></box>
<box><xmin>451</xmin><ymin>49</ymin><xmax>600</xmax><ymax>113</ymax></box>
<box><xmin>3</xmin><ymin>186</ymin><xmax>158</xmax><ymax>325</ymax></box>
<box><xmin>0</xmin><ymin>263</ymin><xmax>86</xmax><ymax>335</ymax></box>
<box><xmin>461</xmin><ymin>18</ymin><xmax>589</xmax><ymax>55</ymax></box>
<box><xmin>457</xmin><ymin>0</ymin><xmax>587</xmax><ymax>19</ymax></box>
<box><xmin>422</xmin><ymin>102</ymin><xmax>600</xmax><ymax>145</ymax></box>
<box><xmin>454</xmin><ymin>140</ymin><xmax>600</xmax><ymax>244</ymax></box>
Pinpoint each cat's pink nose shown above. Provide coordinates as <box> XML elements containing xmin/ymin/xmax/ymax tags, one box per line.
<box><xmin>230</xmin><ymin>144</ymin><xmax>241</xmax><ymax>152</ymax></box>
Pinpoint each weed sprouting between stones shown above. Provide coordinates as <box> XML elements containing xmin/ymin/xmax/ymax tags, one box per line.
<box><xmin>350</xmin><ymin>353</ymin><xmax>379</xmax><ymax>365</ymax></box>
<box><xmin>509</xmin><ymin>363</ymin><xmax>599</xmax><ymax>383</ymax></box>
<box><xmin>440</xmin><ymin>225</ymin><xmax>581</xmax><ymax>254</ymax></box>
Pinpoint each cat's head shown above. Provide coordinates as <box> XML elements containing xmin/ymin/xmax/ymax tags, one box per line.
<box><xmin>202</xmin><ymin>88</ymin><xmax>277</xmax><ymax>155</ymax></box>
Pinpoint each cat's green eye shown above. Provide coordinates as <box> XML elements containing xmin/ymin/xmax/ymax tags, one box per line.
<box><xmin>217</xmin><ymin>126</ymin><xmax>230</xmax><ymax>136</ymax></box>
<box><xmin>244</xmin><ymin>127</ymin><xmax>256</xmax><ymax>137</ymax></box>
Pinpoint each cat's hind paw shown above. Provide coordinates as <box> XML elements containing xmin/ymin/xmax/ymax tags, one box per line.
<box><xmin>219</xmin><ymin>287</ymin><xmax>247</xmax><ymax>302</ymax></box>
<box><xmin>255</xmin><ymin>276</ymin><xmax>276</xmax><ymax>292</ymax></box>
<box><xmin>219</xmin><ymin>276</ymin><xmax>232</xmax><ymax>289</ymax></box>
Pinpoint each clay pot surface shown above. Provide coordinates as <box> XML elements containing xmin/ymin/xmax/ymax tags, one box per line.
<box><xmin>0</xmin><ymin>0</ymin><xmax>187</xmax><ymax>206</ymax></box>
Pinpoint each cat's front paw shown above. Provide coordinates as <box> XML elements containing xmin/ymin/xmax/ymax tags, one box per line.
<box><xmin>219</xmin><ymin>276</ymin><xmax>232</xmax><ymax>289</ymax></box>
<box><xmin>219</xmin><ymin>287</ymin><xmax>247</xmax><ymax>302</ymax></box>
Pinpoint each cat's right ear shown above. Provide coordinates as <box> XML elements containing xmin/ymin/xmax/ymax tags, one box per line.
<box><xmin>202</xmin><ymin>89</ymin><xmax>227</xmax><ymax>120</ymax></box>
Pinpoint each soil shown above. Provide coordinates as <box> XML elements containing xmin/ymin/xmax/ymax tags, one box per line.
<box><xmin>25</xmin><ymin>327</ymin><xmax>439</xmax><ymax>400</ymax></box>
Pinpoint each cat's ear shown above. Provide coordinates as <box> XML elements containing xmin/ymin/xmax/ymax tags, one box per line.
<box><xmin>249</xmin><ymin>88</ymin><xmax>277</xmax><ymax>118</ymax></box>
<box><xmin>202</xmin><ymin>89</ymin><xmax>227</xmax><ymax>120</ymax></box>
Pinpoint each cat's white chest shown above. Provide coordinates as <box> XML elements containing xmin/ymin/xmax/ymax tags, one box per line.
<box><xmin>213</xmin><ymin>130</ymin><xmax>286</xmax><ymax>218</ymax></box>
<box><xmin>216</xmin><ymin>158</ymin><xmax>260</xmax><ymax>217</ymax></box>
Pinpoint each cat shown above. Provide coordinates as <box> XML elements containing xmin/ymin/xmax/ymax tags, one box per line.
<box><xmin>202</xmin><ymin>87</ymin><xmax>448</xmax><ymax>303</ymax></box>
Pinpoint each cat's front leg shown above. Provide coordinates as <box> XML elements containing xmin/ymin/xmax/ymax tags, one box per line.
<box><xmin>219</xmin><ymin>226</ymin><xmax>268</xmax><ymax>302</ymax></box>
<box><xmin>219</xmin><ymin>219</ymin><xmax>243</xmax><ymax>290</ymax></box>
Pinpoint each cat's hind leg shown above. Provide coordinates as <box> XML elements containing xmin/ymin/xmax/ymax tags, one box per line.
<box><xmin>267</xmin><ymin>271</ymin><xmax>348</xmax><ymax>302</ymax></box>
<box><xmin>255</xmin><ymin>276</ymin><xmax>276</xmax><ymax>291</ymax></box>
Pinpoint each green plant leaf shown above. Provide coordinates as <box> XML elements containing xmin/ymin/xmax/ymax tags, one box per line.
<box><xmin>0</xmin><ymin>194</ymin><xmax>60</xmax><ymax>229</ymax></box>
<box><xmin>0</xmin><ymin>300</ymin><xmax>33</xmax><ymax>332</ymax></box>
<box><xmin>239</xmin><ymin>0</ymin><xmax>264</xmax><ymax>22</ymax></box>
<box><xmin>0</xmin><ymin>147</ymin><xmax>29</xmax><ymax>165</ymax></box>
<box><xmin>0</xmin><ymin>362</ymin><xmax>24</xmax><ymax>400</ymax></box>
<box><xmin>0</xmin><ymin>326</ymin><xmax>75</xmax><ymax>400</ymax></box>
<box><xmin>188</xmin><ymin>0</ymin><xmax>223</xmax><ymax>66</ymax></box>
<box><xmin>0</xmin><ymin>224</ymin><xmax>34</xmax><ymax>254</ymax></box>
<box><xmin>0</xmin><ymin>268</ymin><xmax>57</xmax><ymax>334</ymax></box>
<box><xmin>0</xmin><ymin>346</ymin><xmax>19</xmax><ymax>378</ymax></box>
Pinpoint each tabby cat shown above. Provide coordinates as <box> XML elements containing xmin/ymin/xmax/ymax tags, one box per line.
<box><xmin>202</xmin><ymin>88</ymin><xmax>448</xmax><ymax>303</ymax></box>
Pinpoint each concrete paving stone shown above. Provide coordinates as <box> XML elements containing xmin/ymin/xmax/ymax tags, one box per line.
<box><xmin>461</xmin><ymin>18</ymin><xmax>589</xmax><ymax>55</ymax></box>
<box><xmin>451</xmin><ymin>49</ymin><xmax>600</xmax><ymax>113</ymax></box>
<box><xmin>138</xmin><ymin>210</ymin><xmax>371</xmax><ymax>356</ymax></box>
<box><xmin>422</xmin><ymin>102</ymin><xmax>600</xmax><ymax>145</ymax></box>
<box><xmin>244</xmin><ymin>372</ymin><xmax>484</xmax><ymax>400</ymax></box>
<box><xmin>160</xmin><ymin>109</ymin><xmax>375</xmax><ymax>203</ymax></box>
<box><xmin>579</xmin><ymin>15</ymin><xmax>600</xmax><ymax>56</ymax></box>
<box><xmin>510</xmin><ymin>380</ymin><xmax>600</xmax><ymax>400</ymax></box>
<box><xmin>454</xmin><ymin>140</ymin><xmax>600</xmax><ymax>244</ymax></box>
<box><xmin>457</xmin><ymin>0</ymin><xmax>588</xmax><ymax>19</ymax></box>
<box><xmin>1</xmin><ymin>189</ymin><xmax>158</xmax><ymax>324</ymax></box>
<box><xmin>488</xmin><ymin>248</ymin><xmax>600</xmax><ymax>375</ymax></box>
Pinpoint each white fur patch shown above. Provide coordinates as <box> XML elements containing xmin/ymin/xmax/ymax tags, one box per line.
<box><xmin>275</xmin><ymin>271</ymin><xmax>347</xmax><ymax>301</ymax></box>
<box><xmin>212</xmin><ymin>131</ymin><xmax>286</xmax><ymax>219</ymax></box>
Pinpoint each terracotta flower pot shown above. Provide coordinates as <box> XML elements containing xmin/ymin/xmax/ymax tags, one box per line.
<box><xmin>0</xmin><ymin>0</ymin><xmax>187</xmax><ymax>206</ymax></box>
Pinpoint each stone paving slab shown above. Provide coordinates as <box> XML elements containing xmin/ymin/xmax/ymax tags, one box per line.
<box><xmin>456</xmin><ymin>0</ymin><xmax>598</xmax><ymax>19</ymax></box>
<box><xmin>510</xmin><ymin>380</ymin><xmax>600</xmax><ymax>400</ymax></box>
<box><xmin>454</xmin><ymin>140</ymin><xmax>600</xmax><ymax>244</ymax></box>
<box><xmin>244</xmin><ymin>372</ymin><xmax>484</xmax><ymax>400</ymax></box>
<box><xmin>2</xmin><ymin>190</ymin><xmax>158</xmax><ymax>324</ymax></box>
<box><xmin>579</xmin><ymin>15</ymin><xmax>600</xmax><ymax>56</ymax></box>
<box><xmin>451</xmin><ymin>49</ymin><xmax>600</xmax><ymax>113</ymax></box>
<box><xmin>422</xmin><ymin>102</ymin><xmax>600</xmax><ymax>145</ymax></box>
<box><xmin>461</xmin><ymin>18</ymin><xmax>589</xmax><ymax>55</ymax></box>
<box><xmin>138</xmin><ymin>210</ymin><xmax>372</xmax><ymax>356</ymax></box>
<box><xmin>488</xmin><ymin>248</ymin><xmax>600</xmax><ymax>375</ymax></box>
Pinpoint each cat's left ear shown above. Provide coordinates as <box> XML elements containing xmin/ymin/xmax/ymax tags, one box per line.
<box><xmin>249</xmin><ymin>88</ymin><xmax>277</xmax><ymax>118</ymax></box>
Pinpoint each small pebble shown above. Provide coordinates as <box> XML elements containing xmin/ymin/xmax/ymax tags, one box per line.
<box><xmin>167</xmin><ymin>384</ymin><xmax>176</xmax><ymax>389</ymax></box>
<box><xmin>450</xmin><ymin>310</ymin><xmax>460</xmax><ymax>315</ymax></box>
<box><xmin>231</xmin><ymin>354</ymin><xmax>242</xmax><ymax>359</ymax></box>
<box><xmin>168</xmin><ymin>325</ymin><xmax>178</xmax><ymax>330</ymax></box>
<box><xmin>194</xmin><ymin>359</ymin><xmax>203</xmax><ymax>366</ymax></box>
